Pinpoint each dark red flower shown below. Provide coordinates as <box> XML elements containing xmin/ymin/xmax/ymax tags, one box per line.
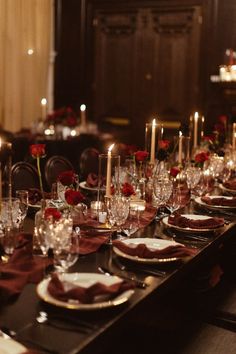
<box><xmin>30</xmin><ymin>144</ymin><xmax>46</xmax><ymax>158</ymax></box>
<box><xmin>214</xmin><ymin>123</ymin><xmax>225</xmax><ymax>134</ymax></box>
<box><xmin>44</xmin><ymin>208</ymin><xmax>62</xmax><ymax>221</ymax></box>
<box><xmin>65</xmin><ymin>189</ymin><xmax>85</xmax><ymax>205</ymax></box>
<box><xmin>195</xmin><ymin>152</ymin><xmax>209</xmax><ymax>163</ymax></box>
<box><xmin>170</xmin><ymin>167</ymin><xmax>180</xmax><ymax>178</ymax></box>
<box><xmin>121</xmin><ymin>182</ymin><xmax>135</xmax><ymax>197</ymax></box>
<box><xmin>158</xmin><ymin>140</ymin><xmax>170</xmax><ymax>150</ymax></box>
<box><xmin>57</xmin><ymin>170</ymin><xmax>76</xmax><ymax>186</ymax></box>
<box><xmin>218</xmin><ymin>115</ymin><xmax>227</xmax><ymax>125</ymax></box>
<box><xmin>134</xmin><ymin>150</ymin><xmax>149</xmax><ymax>162</ymax></box>
<box><xmin>66</xmin><ymin>116</ymin><xmax>77</xmax><ymax>127</ymax></box>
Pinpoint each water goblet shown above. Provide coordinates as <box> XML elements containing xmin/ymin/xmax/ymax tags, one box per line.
<box><xmin>16</xmin><ymin>190</ymin><xmax>29</xmax><ymax>230</ymax></box>
<box><xmin>53</xmin><ymin>231</ymin><xmax>79</xmax><ymax>273</ymax></box>
<box><xmin>108</xmin><ymin>194</ymin><xmax>130</xmax><ymax>239</ymax></box>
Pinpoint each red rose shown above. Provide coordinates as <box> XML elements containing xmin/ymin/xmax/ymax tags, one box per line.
<box><xmin>170</xmin><ymin>167</ymin><xmax>180</xmax><ymax>178</ymax></box>
<box><xmin>44</xmin><ymin>208</ymin><xmax>62</xmax><ymax>221</ymax></box>
<box><xmin>30</xmin><ymin>144</ymin><xmax>46</xmax><ymax>158</ymax></box>
<box><xmin>218</xmin><ymin>115</ymin><xmax>227</xmax><ymax>125</ymax></box>
<box><xmin>134</xmin><ymin>150</ymin><xmax>149</xmax><ymax>162</ymax></box>
<box><xmin>65</xmin><ymin>189</ymin><xmax>85</xmax><ymax>205</ymax></box>
<box><xmin>195</xmin><ymin>152</ymin><xmax>209</xmax><ymax>163</ymax></box>
<box><xmin>57</xmin><ymin>170</ymin><xmax>76</xmax><ymax>186</ymax></box>
<box><xmin>66</xmin><ymin>116</ymin><xmax>77</xmax><ymax>127</ymax></box>
<box><xmin>158</xmin><ymin>140</ymin><xmax>170</xmax><ymax>150</ymax></box>
<box><xmin>121</xmin><ymin>182</ymin><xmax>135</xmax><ymax>197</ymax></box>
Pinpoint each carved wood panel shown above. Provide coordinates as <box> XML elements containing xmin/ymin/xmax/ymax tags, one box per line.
<box><xmin>91</xmin><ymin>4</ymin><xmax>202</xmax><ymax>144</ymax></box>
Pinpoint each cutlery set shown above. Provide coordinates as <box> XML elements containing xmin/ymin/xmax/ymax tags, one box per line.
<box><xmin>98</xmin><ymin>266</ymin><xmax>148</xmax><ymax>289</ymax></box>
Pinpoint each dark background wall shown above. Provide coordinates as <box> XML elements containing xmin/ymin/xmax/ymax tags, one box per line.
<box><xmin>54</xmin><ymin>0</ymin><xmax>236</xmax><ymax>146</ymax></box>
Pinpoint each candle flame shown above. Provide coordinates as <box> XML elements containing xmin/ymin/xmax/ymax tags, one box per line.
<box><xmin>179</xmin><ymin>131</ymin><xmax>182</xmax><ymax>137</ymax></box>
<box><xmin>80</xmin><ymin>104</ymin><xmax>86</xmax><ymax>111</ymax></box>
<box><xmin>41</xmin><ymin>98</ymin><xmax>47</xmax><ymax>106</ymax></box>
<box><xmin>108</xmin><ymin>143</ymin><xmax>115</xmax><ymax>153</ymax></box>
<box><xmin>152</xmin><ymin>118</ymin><xmax>156</xmax><ymax>126</ymax></box>
<box><xmin>202</xmin><ymin>116</ymin><xmax>205</xmax><ymax>123</ymax></box>
<box><xmin>194</xmin><ymin>112</ymin><xmax>199</xmax><ymax>120</ymax></box>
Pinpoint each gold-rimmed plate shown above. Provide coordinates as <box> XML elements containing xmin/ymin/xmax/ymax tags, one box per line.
<box><xmin>162</xmin><ymin>214</ymin><xmax>225</xmax><ymax>233</ymax></box>
<box><xmin>0</xmin><ymin>337</ymin><xmax>26</xmax><ymax>354</ymax></box>
<box><xmin>37</xmin><ymin>272</ymin><xmax>134</xmax><ymax>310</ymax></box>
<box><xmin>195</xmin><ymin>196</ymin><xmax>236</xmax><ymax>210</ymax></box>
<box><xmin>113</xmin><ymin>238</ymin><xmax>184</xmax><ymax>264</ymax></box>
<box><xmin>219</xmin><ymin>183</ymin><xmax>236</xmax><ymax>195</ymax></box>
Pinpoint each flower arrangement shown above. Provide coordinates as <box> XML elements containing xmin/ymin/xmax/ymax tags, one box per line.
<box><xmin>65</xmin><ymin>189</ymin><xmax>85</xmax><ymax>206</ymax></box>
<box><xmin>46</xmin><ymin>107</ymin><xmax>79</xmax><ymax>127</ymax></box>
<box><xmin>57</xmin><ymin>170</ymin><xmax>77</xmax><ymax>187</ymax></box>
<box><xmin>30</xmin><ymin>144</ymin><xmax>46</xmax><ymax>200</ymax></box>
<box><xmin>156</xmin><ymin>139</ymin><xmax>172</xmax><ymax>161</ymax></box>
<box><xmin>202</xmin><ymin>115</ymin><xmax>228</xmax><ymax>156</ymax></box>
<box><xmin>121</xmin><ymin>182</ymin><xmax>135</xmax><ymax>197</ymax></box>
<box><xmin>134</xmin><ymin>150</ymin><xmax>149</xmax><ymax>162</ymax></box>
<box><xmin>44</xmin><ymin>207</ymin><xmax>62</xmax><ymax>221</ymax></box>
<box><xmin>194</xmin><ymin>151</ymin><xmax>210</xmax><ymax>168</ymax></box>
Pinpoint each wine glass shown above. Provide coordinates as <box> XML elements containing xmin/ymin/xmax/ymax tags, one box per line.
<box><xmin>53</xmin><ymin>232</ymin><xmax>79</xmax><ymax>273</ymax></box>
<box><xmin>16</xmin><ymin>190</ymin><xmax>29</xmax><ymax>230</ymax></box>
<box><xmin>108</xmin><ymin>194</ymin><xmax>130</xmax><ymax>239</ymax></box>
<box><xmin>167</xmin><ymin>186</ymin><xmax>184</xmax><ymax>213</ymax></box>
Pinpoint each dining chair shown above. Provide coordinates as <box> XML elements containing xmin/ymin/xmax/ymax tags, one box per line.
<box><xmin>11</xmin><ymin>161</ymin><xmax>40</xmax><ymax>194</ymax></box>
<box><xmin>79</xmin><ymin>147</ymin><xmax>99</xmax><ymax>181</ymax></box>
<box><xmin>45</xmin><ymin>155</ymin><xmax>74</xmax><ymax>189</ymax></box>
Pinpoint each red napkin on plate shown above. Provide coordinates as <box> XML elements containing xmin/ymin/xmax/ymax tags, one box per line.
<box><xmin>201</xmin><ymin>196</ymin><xmax>236</xmax><ymax>207</ymax></box>
<box><xmin>168</xmin><ymin>213</ymin><xmax>225</xmax><ymax>229</ymax></box>
<box><xmin>86</xmin><ymin>173</ymin><xmax>99</xmax><ymax>187</ymax></box>
<box><xmin>223</xmin><ymin>179</ymin><xmax>236</xmax><ymax>190</ymax></box>
<box><xmin>47</xmin><ymin>273</ymin><xmax>135</xmax><ymax>303</ymax></box>
<box><xmin>113</xmin><ymin>240</ymin><xmax>197</xmax><ymax>259</ymax></box>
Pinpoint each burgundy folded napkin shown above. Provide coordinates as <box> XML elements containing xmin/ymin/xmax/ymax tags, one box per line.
<box><xmin>168</xmin><ymin>213</ymin><xmax>225</xmax><ymax>229</ymax></box>
<box><xmin>113</xmin><ymin>240</ymin><xmax>197</xmax><ymax>259</ymax></box>
<box><xmin>86</xmin><ymin>173</ymin><xmax>99</xmax><ymax>188</ymax></box>
<box><xmin>223</xmin><ymin>179</ymin><xmax>236</xmax><ymax>190</ymax></box>
<box><xmin>0</xmin><ymin>233</ymin><xmax>52</xmax><ymax>299</ymax></box>
<box><xmin>138</xmin><ymin>204</ymin><xmax>157</xmax><ymax>228</ymax></box>
<box><xmin>79</xmin><ymin>236</ymin><xmax>109</xmax><ymax>255</ymax></box>
<box><xmin>201</xmin><ymin>196</ymin><xmax>236</xmax><ymax>207</ymax></box>
<box><xmin>47</xmin><ymin>273</ymin><xmax>134</xmax><ymax>304</ymax></box>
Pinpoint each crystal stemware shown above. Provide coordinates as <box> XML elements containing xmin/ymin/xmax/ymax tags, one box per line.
<box><xmin>16</xmin><ymin>190</ymin><xmax>29</xmax><ymax>230</ymax></box>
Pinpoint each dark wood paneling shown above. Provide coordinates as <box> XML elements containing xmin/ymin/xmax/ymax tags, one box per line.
<box><xmin>54</xmin><ymin>0</ymin><xmax>236</xmax><ymax>143</ymax></box>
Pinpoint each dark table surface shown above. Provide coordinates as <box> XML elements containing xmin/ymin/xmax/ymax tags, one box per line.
<box><xmin>0</xmin><ymin>200</ymin><xmax>236</xmax><ymax>354</ymax></box>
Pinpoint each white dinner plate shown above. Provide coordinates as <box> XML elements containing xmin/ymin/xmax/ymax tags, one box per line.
<box><xmin>195</xmin><ymin>196</ymin><xmax>236</xmax><ymax>210</ymax></box>
<box><xmin>79</xmin><ymin>181</ymin><xmax>100</xmax><ymax>192</ymax></box>
<box><xmin>0</xmin><ymin>337</ymin><xmax>26</xmax><ymax>354</ymax></box>
<box><xmin>37</xmin><ymin>272</ymin><xmax>134</xmax><ymax>310</ymax></box>
<box><xmin>162</xmin><ymin>214</ymin><xmax>225</xmax><ymax>233</ymax></box>
<box><xmin>113</xmin><ymin>238</ymin><xmax>184</xmax><ymax>264</ymax></box>
<box><xmin>219</xmin><ymin>183</ymin><xmax>236</xmax><ymax>195</ymax></box>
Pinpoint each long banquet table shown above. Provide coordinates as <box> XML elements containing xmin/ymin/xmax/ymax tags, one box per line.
<box><xmin>0</xmin><ymin>200</ymin><xmax>236</xmax><ymax>354</ymax></box>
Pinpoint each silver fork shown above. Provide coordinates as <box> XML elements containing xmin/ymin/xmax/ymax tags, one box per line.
<box><xmin>113</xmin><ymin>256</ymin><xmax>167</xmax><ymax>277</ymax></box>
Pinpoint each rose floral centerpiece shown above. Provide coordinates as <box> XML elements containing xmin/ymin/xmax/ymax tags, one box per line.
<box><xmin>64</xmin><ymin>189</ymin><xmax>87</xmax><ymax>224</ymax></box>
<box><xmin>57</xmin><ymin>170</ymin><xmax>78</xmax><ymax>201</ymax></box>
<box><xmin>46</xmin><ymin>107</ymin><xmax>79</xmax><ymax>128</ymax></box>
<box><xmin>30</xmin><ymin>144</ymin><xmax>46</xmax><ymax>201</ymax></box>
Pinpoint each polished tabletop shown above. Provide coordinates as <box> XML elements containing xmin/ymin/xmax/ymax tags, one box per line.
<box><xmin>0</xmin><ymin>199</ymin><xmax>235</xmax><ymax>354</ymax></box>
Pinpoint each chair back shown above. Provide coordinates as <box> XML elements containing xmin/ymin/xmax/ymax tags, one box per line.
<box><xmin>45</xmin><ymin>155</ymin><xmax>74</xmax><ymax>189</ymax></box>
<box><xmin>11</xmin><ymin>162</ymin><xmax>40</xmax><ymax>194</ymax></box>
<box><xmin>79</xmin><ymin>147</ymin><xmax>99</xmax><ymax>181</ymax></box>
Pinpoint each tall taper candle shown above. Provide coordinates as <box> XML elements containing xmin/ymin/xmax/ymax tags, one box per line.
<box><xmin>150</xmin><ymin>118</ymin><xmax>156</xmax><ymax>164</ymax></box>
<box><xmin>80</xmin><ymin>104</ymin><xmax>86</xmax><ymax>126</ymax></box>
<box><xmin>232</xmin><ymin>123</ymin><xmax>236</xmax><ymax>150</ymax></box>
<box><xmin>41</xmin><ymin>98</ymin><xmax>47</xmax><ymax>120</ymax></box>
<box><xmin>106</xmin><ymin>144</ymin><xmax>114</xmax><ymax>197</ymax></box>
<box><xmin>193</xmin><ymin>112</ymin><xmax>199</xmax><ymax>148</ymax></box>
<box><xmin>178</xmin><ymin>131</ymin><xmax>183</xmax><ymax>165</ymax></box>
